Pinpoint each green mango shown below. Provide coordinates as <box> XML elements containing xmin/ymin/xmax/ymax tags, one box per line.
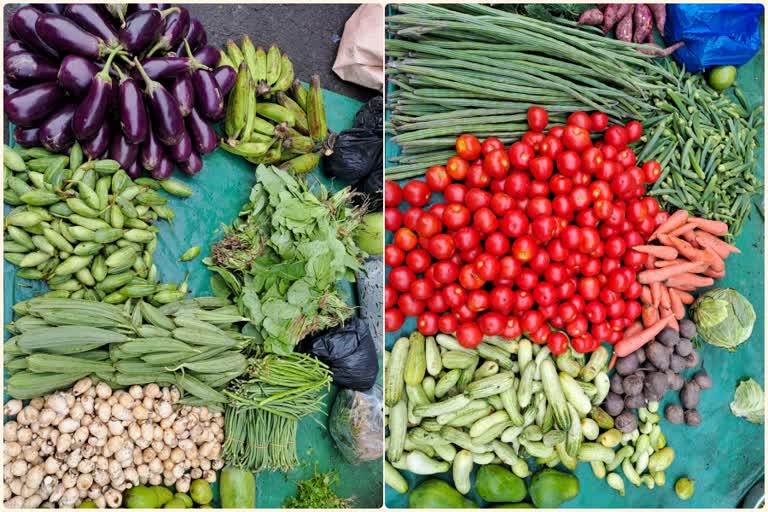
<box><xmin>408</xmin><ymin>479</ymin><xmax>478</xmax><ymax>509</ymax></box>
<box><xmin>125</xmin><ymin>485</ymin><xmax>160</xmax><ymax>508</ymax></box>
<box><xmin>529</xmin><ymin>469</ymin><xmax>579</xmax><ymax>509</ymax></box>
<box><xmin>476</xmin><ymin>465</ymin><xmax>527</xmax><ymax>503</ymax></box>
<box><xmin>173</xmin><ymin>493</ymin><xmax>193</xmax><ymax>508</ymax></box>
<box><xmin>151</xmin><ymin>486</ymin><xmax>173</xmax><ymax>506</ymax></box>
<box><xmin>163</xmin><ymin>498</ymin><xmax>187</xmax><ymax>509</ymax></box>
<box><xmin>221</xmin><ymin>466</ymin><xmax>257</xmax><ymax>508</ymax></box>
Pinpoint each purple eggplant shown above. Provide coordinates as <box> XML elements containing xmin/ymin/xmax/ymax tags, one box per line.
<box><xmin>178</xmin><ymin>151</ymin><xmax>203</xmax><ymax>176</ymax></box>
<box><xmin>140</xmin><ymin>122</ymin><xmax>164</xmax><ymax>171</ymax></box>
<box><xmin>39</xmin><ymin>103</ymin><xmax>77</xmax><ymax>153</ymax></box>
<box><xmin>36</xmin><ymin>13</ymin><xmax>113</xmax><ymax>59</ymax></box>
<box><xmin>119</xmin><ymin>8</ymin><xmax>177</xmax><ymax>53</ymax></box>
<box><xmin>145</xmin><ymin>7</ymin><xmax>190</xmax><ymax>57</ymax></box>
<box><xmin>136</xmin><ymin>57</ymin><xmax>204</xmax><ymax>80</ymax></box>
<box><xmin>125</xmin><ymin>158</ymin><xmax>143</xmax><ymax>179</ymax></box>
<box><xmin>116</xmin><ymin>71</ymin><xmax>148</xmax><ymax>144</ymax></box>
<box><xmin>187</xmin><ymin>108</ymin><xmax>218</xmax><ymax>155</ymax></box>
<box><xmin>63</xmin><ymin>5</ymin><xmax>120</xmax><ymax>48</ymax></box>
<box><xmin>166</xmin><ymin>126</ymin><xmax>192</xmax><ymax>162</ymax></box>
<box><xmin>175</xmin><ymin>17</ymin><xmax>207</xmax><ymax>54</ymax></box>
<box><xmin>5</xmin><ymin>82</ymin><xmax>64</xmax><ymax>127</ymax></box>
<box><xmin>39</xmin><ymin>5</ymin><xmax>66</xmax><ymax>14</ymax></box>
<box><xmin>171</xmin><ymin>74</ymin><xmax>195</xmax><ymax>117</ymax></box>
<box><xmin>109</xmin><ymin>131</ymin><xmax>140</xmax><ymax>170</ymax></box>
<box><xmin>213</xmin><ymin>66</ymin><xmax>237</xmax><ymax>96</ymax></box>
<box><xmin>82</xmin><ymin>123</ymin><xmax>111</xmax><ymax>159</ymax></box>
<box><xmin>73</xmin><ymin>52</ymin><xmax>119</xmax><ymax>141</ymax></box>
<box><xmin>5</xmin><ymin>40</ymin><xmax>29</xmax><ymax>58</ymax></box>
<box><xmin>150</xmin><ymin>155</ymin><xmax>174</xmax><ymax>180</ymax></box>
<box><xmin>13</xmin><ymin>126</ymin><xmax>40</xmax><ymax>148</ymax></box>
<box><xmin>4</xmin><ymin>83</ymin><xmax>21</xmax><ymax>100</ymax></box>
<box><xmin>5</xmin><ymin>52</ymin><xmax>59</xmax><ymax>84</ymax></box>
<box><xmin>134</xmin><ymin>59</ymin><xmax>184</xmax><ymax>146</ymax></box>
<box><xmin>193</xmin><ymin>46</ymin><xmax>219</xmax><ymax>68</ymax></box>
<box><xmin>9</xmin><ymin>7</ymin><xmax>59</xmax><ymax>60</ymax></box>
<box><xmin>191</xmin><ymin>69</ymin><xmax>224</xmax><ymax>121</ymax></box>
<box><xmin>57</xmin><ymin>55</ymin><xmax>101</xmax><ymax>98</ymax></box>
<box><xmin>104</xmin><ymin>5</ymin><xmax>128</xmax><ymax>27</ymax></box>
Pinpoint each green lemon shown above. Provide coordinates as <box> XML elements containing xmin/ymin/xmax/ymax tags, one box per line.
<box><xmin>174</xmin><ymin>493</ymin><xmax>193</xmax><ymax>508</ymax></box>
<box><xmin>190</xmin><ymin>480</ymin><xmax>213</xmax><ymax>505</ymax></box>
<box><xmin>163</xmin><ymin>498</ymin><xmax>187</xmax><ymax>509</ymax></box>
<box><xmin>152</xmin><ymin>486</ymin><xmax>174</xmax><ymax>506</ymax></box>
<box><xmin>125</xmin><ymin>485</ymin><xmax>160</xmax><ymax>509</ymax></box>
<box><xmin>708</xmin><ymin>66</ymin><xmax>737</xmax><ymax>91</ymax></box>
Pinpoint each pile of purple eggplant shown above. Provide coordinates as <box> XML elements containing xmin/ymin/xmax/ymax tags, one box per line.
<box><xmin>4</xmin><ymin>4</ymin><xmax>237</xmax><ymax>179</ymax></box>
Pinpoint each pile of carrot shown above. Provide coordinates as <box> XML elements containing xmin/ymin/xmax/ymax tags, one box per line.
<box><xmin>611</xmin><ymin>210</ymin><xmax>740</xmax><ymax>360</ymax></box>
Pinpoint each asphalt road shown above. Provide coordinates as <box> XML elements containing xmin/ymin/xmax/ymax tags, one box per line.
<box><xmin>3</xmin><ymin>3</ymin><xmax>377</xmax><ymax>103</ymax></box>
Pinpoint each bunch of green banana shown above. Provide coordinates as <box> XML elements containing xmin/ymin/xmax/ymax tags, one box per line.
<box><xmin>218</xmin><ymin>36</ymin><xmax>334</xmax><ymax>173</ymax></box>
<box><xmin>3</xmin><ymin>144</ymin><xmax>193</xmax><ymax>305</ymax></box>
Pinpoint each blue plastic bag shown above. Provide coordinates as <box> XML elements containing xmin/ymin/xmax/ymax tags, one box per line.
<box><xmin>664</xmin><ymin>4</ymin><xmax>763</xmax><ymax>72</ymax></box>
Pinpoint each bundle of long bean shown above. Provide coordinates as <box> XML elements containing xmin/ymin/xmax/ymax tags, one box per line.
<box><xmin>639</xmin><ymin>58</ymin><xmax>763</xmax><ymax>240</ymax></box>
<box><xmin>386</xmin><ymin>3</ymin><xmax>674</xmax><ymax>178</ymax></box>
<box><xmin>222</xmin><ymin>352</ymin><xmax>332</xmax><ymax>472</ymax></box>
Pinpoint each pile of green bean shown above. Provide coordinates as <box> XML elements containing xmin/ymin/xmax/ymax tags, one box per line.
<box><xmin>638</xmin><ymin>59</ymin><xmax>763</xmax><ymax>240</ymax></box>
<box><xmin>385</xmin><ymin>3</ymin><xmax>673</xmax><ymax>178</ymax></box>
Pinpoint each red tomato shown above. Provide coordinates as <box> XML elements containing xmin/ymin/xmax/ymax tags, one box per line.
<box><xmin>567</xmin><ymin>111</ymin><xmax>592</xmax><ymax>130</ymax></box>
<box><xmin>394</xmin><ymin>227</ymin><xmax>418</xmax><ymax>251</ymax></box>
<box><xmin>527</xmin><ymin>155</ymin><xmax>553</xmax><ymax>181</ymax></box>
<box><xmin>443</xmin><ymin>282</ymin><xmax>466</xmax><ymax>308</ymax></box>
<box><xmin>579</xmin><ymin>227</ymin><xmax>600</xmax><ymax>253</ymax></box>
<box><xmin>526</xmin><ymin>197</ymin><xmax>552</xmax><ymax>218</ymax></box>
<box><xmin>446</xmin><ymin>156</ymin><xmax>469</xmax><ymax>180</ymax></box>
<box><xmin>604</xmin><ymin>125</ymin><xmax>628</xmax><ymax>149</ymax></box>
<box><xmin>527</xmin><ymin>106</ymin><xmax>549</xmax><ymax>131</ymax></box>
<box><xmin>426</xmin><ymin>290</ymin><xmax>448</xmax><ymax>313</ymax></box>
<box><xmin>611</xmin><ymin>172</ymin><xmax>635</xmax><ymax>199</ymax></box>
<box><xmin>625</xmin><ymin>300</ymin><xmax>642</xmax><ymax>321</ymax></box>
<box><xmin>497</xmin><ymin>209</ymin><xmax>527</xmax><ymax>238</ymax></box>
<box><xmin>625</xmin><ymin>280</ymin><xmax>643</xmax><ymax>300</ymax></box>
<box><xmin>433</xmin><ymin>261</ymin><xmax>460</xmax><ymax>285</ymax></box>
<box><xmin>579</xmin><ymin>276</ymin><xmax>601</xmax><ymax>301</ymax></box>
<box><xmin>548</xmin><ymin>125</ymin><xmax>565</xmax><ymax>138</ymax></box>
<box><xmin>402</xmin><ymin>207</ymin><xmax>423</xmax><ymax>230</ymax></box>
<box><xmin>500</xmin><ymin>316</ymin><xmax>521</xmax><ymax>339</ymax></box>
<box><xmin>547</xmin><ymin>332</ymin><xmax>570</xmax><ymax>355</ymax></box>
<box><xmin>521</xmin><ymin>310</ymin><xmax>545</xmax><ymax>334</ymax></box>
<box><xmin>478</xmin><ymin>311</ymin><xmax>505</xmax><ymax>336</ymax></box>
<box><xmin>385</xmin><ymin>244</ymin><xmax>405</xmax><ymax>267</ymax></box>
<box><xmin>455</xmin><ymin>134</ymin><xmax>482</xmax><ymax>161</ymax></box>
<box><xmin>591</xmin><ymin>321</ymin><xmax>612</xmax><ymax>342</ymax></box>
<box><xmin>385</xmin><ymin>308</ymin><xmax>405</xmax><ymax>332</ymax></box>
<box><xmin>385</xmin><ymin>285</ymin><xmax>398</xmax><ymax>309</ymax></box>
<box><xmin>389</xmin><ymin>266</ymin><xmax>416</xmax><ymax>293</ymax></box>
<box><xmin>571</xmin><ymin>334</ymin><xmax>594</xmax><ymax>353</ymax></box>
<box><xmin>484</xmin><ymin>231</ymin><xmax>511</xmax><ymax>256</ymax></box>
<box><xmin>398</xmin><ymin>292</ymin><xmax>425</xmax><ymax>317</ymax></box>
<box><xmin>569</xmin><ymin>186</ymin><xmax>590</xmax><ymax>210</ymax></box>
<box><xmin>508</xmin><ymin>142</ymin><xmax>534</xmax><ymax>170</ymax></box>
<box><xmin>459</xmin><ymin>264</ymin><xmax>485</xmax><ymax>291</ymax></box>
<box><xmin>560</xmin><ymin>224</ymin><xmax>581</xmax><ymax>250</ymax></box>
<box><xmin>489</xmin><ymin>286</ymin><xmax>515</xmax><ymax>315</ymax></box>
<box><xmin>595</xmin><ymin>160</ymin><xmax>621</xmax><ymax>182</ymax></box>
<box><xmin>625</xmin><ymin>120</ymin><xmax>643</xmax><ymax>142</ymax></box>
<box><xmin>425</xmin><ymin>165</ymin><xmax>452</xmax><ymax>192</ymax></box>
<box><xmin>515</xmin><ymin>268</ymin><xmax>539</xmax><ymax>291</ymax></box>
<box><xmin>642</xmin><ymin>160</ymin><xmax>662</xmax><ymax>183</ymax></box>
<box><xmin>452</xmin><ymin>227</ymin><xmax>479</xmax><ymax>252</ymax></box>
<box><xmin>481</xmin><ymin>137</ymin><xmax>505</xmax><ymax>156</ymax></box>
<box><xmin>466</xmin><ymin>161</ymin><xmax>491</xmax><ymax>189</ymax></box>
<box><xmin>490</xmin><ymin>193</ymin><xmax>514</xmax><ymax>216</ymax></box>
<box><xmin>623</xmin><ymin>249</ymin><xmax>647</xmax><ymax>269</ymax></box>
<box><xmin>539</xmin><ymin>135</ymin><xmax>563</xmax><ymax>160</ymax></box>
<box><xmin>562</xmin><ymin>125</ymin><xmax>592</xmax><ymax>152</ymax></box>
<box><xmin>572</xmin><ymin>170</ymin><xmax>591</xmax><ymax>187</ymax></box>
<box><xmin>454</xmin><ymin>304</ymin><xmax>476</xmax><ymax>323</ymax></box>
<box><xmin>550</xmin><ymin>174</ymin><xmax>573</xmax><ymax>195</ymax></box>
<box><xmin>495</xmin><ymin>256</ymin><xmax>519</xmax><ymax>281</ymax></box>
<box><xmin>417</xmin><ymin>311</ymin><xmax>439</xmax><ymax>336</ymax></box>
<box><xmin>456</xmin><ymin>322</ymin><xmax>483</xmax><ymax>348</ymax></box>
<box><xmin>581</xmin><ymin>147</ymin><xmax>604</xmax><ymax>174</ymax></box>
<box><xmin>556</xmin><ymin>150</ymin><xmax>581</xmax><ymax>176</ymax></box>
<box><xmin>604</xmin><ymin>235</ymin><xmax>627</xmax><ymax>258</ymax></box>
<box><xmin>547</xmin><ymin>238</ymin><xmax>569</xmax><ymax>262</ymax></box>
<box><xmin>444</xmin><ymin>183</ymin><xmax>467</xmax><ymax>203</ymax></box>
<box><xmin>529</xmin><ymin>180</ymin><xmax>550</xmax><ymax>198</ymax></box>
<box><xmin>566</xmin><ymin>315</ymin><xmax>589</xmax><ymax>338</ymax></box>
<box><xmin>467</xmin><ymin>290</ymin><xmax>490</xmax><ymax>312</ymax></box>
<box><xmin>490</xmin><ymin>178</ymin><xmax>506</xmax><ymax>194</ymax></box>
<box><xmin>415</xmin><ymin>212</ymin><xmax>442</xmax><ymax>238</ymax></box>
<box><xmin>469</xmin><ymin>207</ymin><xmax>496</xmax><ymax>235</ymax></box>
<box><xmin>513</xmin><ymin>290</ymin><xmax>534</xmax><ymax>312</ymax></box>
<box><xmin>585</xmin><ymin>301</ymin><xmax>607</xmax><ymax>324</ymax></box>
<box><xmin>438</xmin><ymin>313</ymin><xmax>459</xmax><ymax>333</ymax></box>
<box><xmin>606</xmin><ymin>298</ymin><xmax>626</xmax><ymax>319</ymax></box>
<box><xmin>429</xmin><ymin>234</ymin><xmax>455</xmax><ymax>260</ymax></box>
<box><xmin>531</xmin><ymin>215</ymin><xmax>558</xmax><ymax>243</ymax></box>
<box><xmin>582</xmin><ymin>257</ymin><xmax>601</xmax><ymax>276</ymax></box>
<box><xmin>504</xmin><ymin>171</ymin><xmax>530</xmax><ymax>198</ymax></box>
<box><xmin>533</xmin><ymin>282</ymin><xmax>557</xmax><ymax>306</ymax></box>
<box><xmin>484</xmin><ymin>149</ymin><xmax>511</xmax><ymax>179</ymax></box>
<box><xmin>512</xmin><ymin>235</ymin><xmax>537</xmax><ymax>263</ymax></box>
<box><xmin>403</xmin><ymin>180</ymin><xmax>431</xmax><ymax>207</ymax></box>
<box><xmin>590</xmin><ymin>112</ymin><xmax>609</xmax><ymax>131</ymax></box>
<box><xmin>474</xmin><ymin>253</ymin><xmax>500</xmax><ymax>281</ymax></box>
<box><xmin>559</xmin><ymin>301</ymin><xmax>579</xmax><ymax>323</ymax></box>
<box><xmin>462</xmin><ymin>189</ymin><xmax>490</xmax><ymax>212</ymax></box>
<box><xmin>442</xmin><ymin>203</ymin><xmax>471</xmax><ymax>230</ymax></box>
<box><xmin>528</xmin><ymin>248</ymin><xmax>551</xmax><ymax>274</ymax></box>
<box><xmin>385</xmin><ymin>181</ymin><xmax>402</xmax><ymax>207</ymax></box>
<box><xmin>405</xmin><ymin>249</ymin><xmax>431</xmax><ymax>273</ymax></box>
<box><xmin>529</xmin><ymin>325</ymin><xmax>550</xmax><ymax>345</ymax></box>
<box><xmin>522</xmin><ymin>131</ymin><xmax>546</xmax><ymax>152</ymax></box>
<box><xmin>616</xmin><ymin>148</ymin><xmax>636</xmax><ymax>168</ymax></box>
<box><xmin>460</xmin><ymin>246</ymin><xmax>482</xmax><ymax>264</ymax></box>
<box><xmin>543</xmin><ymin>262</ymin><xmax>568</xmax><ymax>285</ymax></box>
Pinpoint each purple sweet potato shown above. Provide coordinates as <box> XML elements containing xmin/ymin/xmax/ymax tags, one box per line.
<box><xmin>615</xmin><ymin>4</ymin><xmax>633</xmax><ymax>22</ymax></box>
<box><xmin>633</xmin><ymin>4</ymin><xmax>653</xmax><ymax>43</ymax></box>
<box><xmin>579</xmin><ymin>8</ymin><xmax>604</xmax><ymax>26</ymax></box>
<box><xmin>647</xmin><ymin>4</ymin><xmax>666</xmax><ymax>34</ymax></box>
<box><xmin>602</xmin><ymin>4</ymin><xmax>619</xmax><ymax>33</ymax></box>
<box><xmin>615</xmin><ymin>6</ymin><xmax>635</xmax><ymax>42</ymax></box>
<box><xmin>638</xmin><ymin>40</ymin><xmax>685</xmax><ymax>57</ymax></box>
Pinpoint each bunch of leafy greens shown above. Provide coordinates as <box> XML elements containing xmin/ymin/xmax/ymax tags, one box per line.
<box><xmin>730</xmin><ymin>378</ymin><xmax>764</xmax><ymax>424</ymax></box>
<box><xmin>283</xmin><ymin>466</ymin><xmax>353</xmax><ymax>509</ymax></box>
<box><xmin>205</xmin><ymin>165</ymin><xmax>366</xmax><ymax>355</ymax></box>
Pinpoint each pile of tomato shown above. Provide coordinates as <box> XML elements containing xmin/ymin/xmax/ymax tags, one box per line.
<box><xmin>385</xmin><ymin>107</ymin><xmax>670</xmax><ymax>354</ymax></box>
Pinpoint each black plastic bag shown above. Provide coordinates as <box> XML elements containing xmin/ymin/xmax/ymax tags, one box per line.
<box><xmin>300</xmin><ymin>316</ymin><xmax>379</xmax><ymax>391</ymax></box>
<box><xmin>354</xmin><ymin>165</ymin><xmax>382</xmax><ymax>212</ymax></box>
<box><xmin>354</xmin><ymin>96</ymin><xmax>383</xmax><ymax>131</ymax></box>
<box><xmin>324</xmin><ymin>128</ymin><xmax>381</xmax><ymax>182</ymax></box>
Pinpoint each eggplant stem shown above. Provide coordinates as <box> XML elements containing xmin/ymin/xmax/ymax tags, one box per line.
<box><xmin>159</xmin><ymin>7</ymin><xmax>180</xmax><ymax>19</ymax></box>
<box><xmin>113</xmin><ymin>64</ymin><xmax>127</xmax><ymax>82</ymax></box>
<box><xmin>98</xmin><ymin>48</ymin><xmax>121</xmax><ymax>80</ymax></box>
<box><xmin>133</xmin><ymin>58</ymin><xmax>156</xmax><ymax>92</ymax></box>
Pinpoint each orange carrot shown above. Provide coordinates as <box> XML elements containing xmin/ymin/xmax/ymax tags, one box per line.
<box><xmin>681</xmin><ymin>230</ymin><xmax>699</xmax><ymax>246</ymax></box>
<box><xmin>624</xmin><ymin>320</ymin><xmax>644</xmax><ymax>338</ymax></box>
<box><xmin>640</xmin><ymin>285</ymin><xmax>652</xmax><ymax>305</ymax></box>
<box><xmin>667</xmin><ymin>316</ymin><xmax>679</xmax><ymax>331</ymax></box>
<box><xmin>664</xmin><ymin>273</ymin><xmax>715</xmax><ymax>289</ymax></box>
<box><xmin>703</xmin><ymin>267</ymin><xmax>726</xmax><ymax>279</ymax></box>
<box><xmin>695</xmin><ymin>229</ymin><xmax>741</xmax><ymax>257</ymax></box>
<box><xmin>609</xmin><ymin>352</ymin><xmax>617</xmax><ymax>370</ymax></box>
<box><xmin>633</xmin><ymin>245</ymin><xmax>678</xmax><ymax>260</ymax></box>
<box><xmin>659</xmin><ymin>285</ymin><xmax>671</xmax><ymax>309</ymax></box>
<box><xmin>649</xmin><ymin>210</ymin><xmax>688</xmax><ymax>241</ymax></box>
<box><xmin>642</xmin><ymin>304</ymin><xmax>660</xmax><ymax>327</ymax></box>
<box><xmin>668</xmin><ymin>288</ymin><xmax>685</xmax><ymax>319</ymax></box>
<box><xmin>637</xmin><ymin>261</ymin><xmax>709</xmax><ymax>284</ymax></box>
<box><xmin>614</xmin><ymin>315</ymin><xmax>674</xmax><ymax>357</ymax></box>
<box><xmin>667</xmin><ymin>222</ymin><xmax>697</xmax><ymax>238</ymax></box>
<box><xmin>655</xmin><ymin>259</ymin><xmax>688</xmax><ymax>268</ymax></box>
<box><xmin>689</xmin><ymin>217</ymin><xmax>729</xmax><ymax>236</ymax></box>
<box><xmin>702</xmin><ymin>246</ymin><xmax>725</xmax><ymax>272</ymax></box>
<box><xmin>650</xmin><ymin>281</ymin><xmax>661</xmax><ymax>307</ymax></box>
<box><xmin>675</xmin><ymin>289</ymin><xmax>695</xmax><ymax>304</ymax></box>
<box><xmin>665</xmin><ymin>235</ymin><xmax>709</xmax><ymax>263</ymax></box>
<box><xmin>673</xmin><ymin>283</ymin><xmax>699</xmax><ymax>292</ymax></box>
<box><xmin>656</xmin><ymin>233</ymin><xmax>673</xmax><ymax>246</ymax></box>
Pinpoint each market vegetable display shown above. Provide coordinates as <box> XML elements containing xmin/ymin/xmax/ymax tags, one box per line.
<box><xmin>3</xmin><ymin>145</ymin><xmax>191</xmax><ymax>303</ymax></box>
<box><xmin>2</xmin><ymin>381</ymin><xmax>223</xmax><ymax>509</ymax></box>
<box><xmin>4</xmin><ymin>4</ymin><xmax>229</xmax><ymax>178</ymax></box>
<box><xmin>730</xmin><ymin>378</ymin><xmax>764</xmax><ymax>424</ymax></box>
<box><xmin>691</xmin><ymin>288</ymin><xmax>756</xmax><ymax>351</ymax></box>
<box><xmin>283</xmin><ymin>466</ymin><xmax>354</xmax><ymax>508</ymax></box>
<box><xmin>218</xmin><ymin>37</ymin><xmax>332</xmax><ymax>170</ymax></box>
<box><xmin>5</xmin><ymin>296</ymin><xmax>247</xmax><ymax>400</ymax></box>
<box><xmin>205</xmin><ymin>164</ymin><xmax>367</xmax><ymax>355</ymax></box>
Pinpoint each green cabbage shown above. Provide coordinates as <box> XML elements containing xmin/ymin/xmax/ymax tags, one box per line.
<box><xmin>691</xmin><ymin>288</ymin><xmax>755</xmax><ymax>350</ymax></box>
<box><xmin>730</xmin><ymin>378</ymin><xmax>764</xmax><ymax>424</ymax></box>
